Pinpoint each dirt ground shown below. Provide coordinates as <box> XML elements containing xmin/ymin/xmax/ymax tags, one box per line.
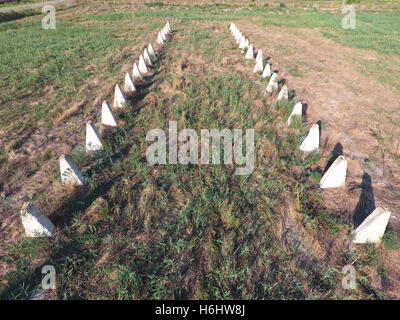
<box><xmin>237</xmin><ymin>21</ymin><xmax>400</xmax><ymax>297</ymax></box>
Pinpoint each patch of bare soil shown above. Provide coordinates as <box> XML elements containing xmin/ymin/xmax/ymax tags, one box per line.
<box><xmin>238</xmin><ymin>21</ymin><xmax>400</xmax><ymax>298</ymax></box>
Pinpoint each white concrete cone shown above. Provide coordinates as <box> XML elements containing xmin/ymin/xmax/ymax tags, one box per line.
<box><xmin>229</xmin><ymin>22</ymin><xmax>233</xmax><ymax>31</ymax></box>
<box><xmin>161</xmin><ymin>28</ymin><xmax>166</xmax><ymax>41</ymax></box>
<box><xmin>124</xmin><ymin>72</ymin><xmax>136</xmax><ymax>93</ymax></box>
<box><xmin>245</xmin><ymin>39</ymin><xmax>249</xmax><ymax>48</ymax></box>
<box><xmin>138</xmin><ymin>54</ymin><xmax>148</xmax><ymax>74</ymax></box>
<box><xmin>277</xmin><ymin>85</ymin><xmax>288</xmax><ymax>101</ymax></box>
<box><xmin>300</xmin><ymin>124</ymin><xmax>319</xmax><ymax>153</ymax></box>
<box><xmin>253</xmin><ymin>56</ymin><xmax>263</xmax><ymax>73</ymax></box>
<box><xmin>132</xmin><ymin>63</ymin><xmax>142</xmax><ymax>81</ymax></box>
<box><xmin>20</xmin><ymin>203</ymin><xmax>55</xmax><ymax>237</ymax></box>
<box><xmin>319</xmin><ymin>155</ymin><xmax>347</xmax><ymax>189</ymax></box>
<box><xmin>114</xmin><ymin>84</ymin><xmax>126</xmax><ymax>108</ymax></box>
<box><xmin>167</xmin><ymin>21</ymin><xmax>171</xmax><ymax>32</ymax></box>
<box><xmin>60</xmin><ymin>155</ymin><xmax>85</xmax><ymax>185</ymax></box>
<box><xmin>256</xmin><ymin>50</ymin><xmax>262</xmax><ymax>62</ymax></box>
<box><xmin>86</xmin><ymin>121</ymin><xmax>103</xmax><ymax>152</ymax></box>
<box><xmin>352</xmin><ymin>207</ymin><xmax>391</xmax><ymax>244</ymax></box>
<box><xmin>101</xmin><ymin>100</ymin><xmax>117</xmax><ymax>127</ymax></box>
<box><xmin>143</xmin><ymin>48</ymin><xmax>152</xmax><ymax>66</ymax></box>
<box><xmin>234</xmin><ymin>31</ymin><xmax>240</xmax><ymax>41</ymax></box>
<box><xmin>287</xmin><ymin>102</ymin><xmax>302</xmax><ymax>125</ymax></box>
<box><xmin>266</xmin><ymin>72</ymin><xmax>279</xmax><ymax>93</ymax></box>
<box><xmin>245</xmin><ymin>44</ymin><xmax>254</xmax><ymax>59</ymax></box>
<box><xmin>262</xmin><ymin>63</ymin><xmax>271</xmax><ymax>78</ymax></box>
<box><xmin>239</xmin><ymin>36</ymin><xmax>246</xmax><ymax>49</ymax></box>
<box><xmin>164</xmin><ymin>25</ymin><xmax>169</xmax><ymax>35</ymax></box>
<box><xmin>148</xmin><ymin>43</ymin><xmax>156</xmax><ymax>59</ymax></box>
<box><xmin>157</xmin><ymin>32</ymin><xmax>164</xmax><ymax>45</ymax></box>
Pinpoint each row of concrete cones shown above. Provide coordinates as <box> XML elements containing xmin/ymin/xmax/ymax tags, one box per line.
<box><xmin>229</xmin><ymin>22</ymin><xmax>391</xmax><ymax>244</ymax></box>
<box><xmin>20</xmin><ymin>22</ymin><xmax>173</xmax><ymax>238</ymax></box>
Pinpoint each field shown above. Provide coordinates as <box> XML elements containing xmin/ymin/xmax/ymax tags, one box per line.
<box><xmin>0</xmin><ymin>0</ymin><xmax>400</xmax><ymax>300</ymax></box>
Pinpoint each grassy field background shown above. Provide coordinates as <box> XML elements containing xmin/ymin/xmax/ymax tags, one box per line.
<box><xmin>0</xmin><ymin>1</ymin><xmax>399</xmax><ymax>299</ymax></box>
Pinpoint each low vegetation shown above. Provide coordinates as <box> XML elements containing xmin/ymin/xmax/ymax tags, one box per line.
<box><xmin>1</xmin><ymin>1</ymin><xmax>398</xmax><ymax>299</ymax></box>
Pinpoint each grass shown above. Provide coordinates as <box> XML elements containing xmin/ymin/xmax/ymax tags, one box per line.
<box><xmin>1</xmin><ymin>1</ymin><xmax>399</xmax><ymax>300</ymax></box>
<box><xmin>0</xmin><ymin>13</ymin><xmax>347</xmax><ymax>299</ymax></box>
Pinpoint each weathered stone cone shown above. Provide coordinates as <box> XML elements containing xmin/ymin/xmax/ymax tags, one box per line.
<box><xmin>113</xmin><ymin>84</ymin><xmax>126</xmax><ymax>108</ymax></box>
<box><xmin>266</xmin><ymin>72</ymin><xmax>278</xmax><ymax>93</ymax></box>
<box><xmin>138</xmin><ymin>54</ymin><xmax>148</xmax><ymax>74</ymax></box>
<box><xmin>352</xmin><ymin>207</ymin><xmax>391</xmax><ymax>244</ymax></box>
<box><xmin>132</xmin><ymin>62</ymin><xmax>142</xmax><ymax>80</ymax></box>
<box><xmin>245</xmin><ymin>44</ymin><xmax>254</xmax><ymax>59</ymax></box>
<box><xmin>124</xmin><ymin>72</ymin><xmax>136</xmax><ymax>93</ymax></box>
<box><xmin>148</xmin><ymin>43</ymin><xmax>156</xmax><ymax>59</ymax></box>
<box><xmin>59</xmin><ymin>154</ymin><xmax>85</xmax><ymax>185</ymax></box>
<box><xmin>253</xmin><ymin>56</ymin><xmax>263</xmax><ymax>73</ymax></box>
<box><xmin>157</xmin><ymin>32</ymin><xmax>164</xmax><ymax>45</ymax></box>
<box><xmin>277</xmin><ymin>85</ymin><xmax>288</xmax><ymax>101</ymax></box>
<box><xmin>300</xmin><ymin>123</ymin><xmax>319</xmax><ymax>153</ymax></box>
<box><xmin>262</xmin><ymin>63</ymin><xmax>271</xmax><ymax>78</ymax></box>
<box><xmin>143</xmin><ymin>48</ymin><xmax>152</xmax><ymax>66</ymax></box>
<box><xmin>287</xmin><ymin>102</ymin><xmax>302</xmax><ymax>125</ymax></box>
<box><xmin>319</xmin><ymin>155</ymin><xmax>347</xmax><ymax>189</ymax></box>
<box><xmin>101</xmin><ymin>100</ymin><xmax>117</xmax><ymax>127</ymax></box>
<box><xmin>20</xmin><ymin>202</ymin><xmax>55</xmax><ymax>237</ymax></box>
<box><xmin>86</xmin><ymin>120</ymin><xmax>103</xmax><ymax>152</ymax></box>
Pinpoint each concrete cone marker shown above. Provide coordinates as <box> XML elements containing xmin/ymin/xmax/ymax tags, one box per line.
<box><xmin>138</xmin><ymin>54</ymin><xmax>148</xmax><ymax>74</ymax></box>
<box><xmin>86</xmin><ymin>121</ymin><xmax>103</xmax><ymax>152</ymax></box>
<box><xmin>234</xmin><ymin>30</ymin><xmax>240</xmax><ymax>41</ymax></box>
<box><xmin>277</xmin><ymin>85</ymin><xmax>288</xmax><ymax>101</ymax></box>
<box><xmin>239</xmin><ymin>36</ymin><xmax>246</xmax><ymax>49</ymax></box>
<box><xmin>59</xmin><ymin>155</ymin><xmax>85</xmax><ymax>185</ymax></box>
<box><xmin>235</xmin><ymin>32</ymin><xmax>242</xmax><ymax>43</ymax></box>
<box><xmin>161</xmin><ymin>28</ymin><xmax>166</xmax><ymax>41</ymax></box>
<box><xmin>266</xmin><ymin>72</ymin><xmax>279</xmax><ymax>93</ymax></box>
<box><xmin>352</xmin><ymin>207</ymin><xmax>391</xmax><ymax>244</ymax></box>
<box><xmin>245</xmin><ymin>39</ymin><xmax>249</xmax><ymax>48</ymax></box>
<box><xmin>166</xmin><ymin>21</ymin><xmax>171</xmax><ymax>32</ymax></box>
<box><xmin>124</xmin><ymin>72</ymin><xmax>136</xmax><ymax>93</ymax></box>
<box><xmin>132</xmin><ymin>63</ymin><xmax>142</xmax><ymax>81</ymax></box>
<box><xmin>319</xmin><ymin>155</ymin><xmax>347</xmax><ymax>189</ymax></box>
<box><xmin>245</xmin><ymin>44</ymin><xmax>254</xmax><ymax>59</ymax></box>
<box><xmin>143</xmin><ymin>48</ymin><xmax>152</xmax><ymax>66</ymax></box>
<box><xmin>262</xmin><ymin>63</ymin><xmax>271</xmax><ymax>78</ymax></box>
<box><xmin>256</xmin><ymin>50</ymin><xmax>262</xmax><ymax>62</ymax></box>
<box><xmin>157</xmin><ymin>32</ymin><xmax>164</xmax><ymax>45</ymax></box>
<box><xmin>287</xmin><ymin>101</ymin><xmax>302</xmax><ymax>125</ymax></box>
<box><xmin>300</xmin><ymin>123</ymin><xmax>319</xmax><ymax>153</ymax></box>
<box><xmin>101</xmin><ymin>100</ymin><xmax>117</xmax><ymax>127</ymax></box>
<box><xmin>163</xmin><ymin>26</ymin><xmax>168</xmax><ymax>37</ymax></box>
<box><xmin>114</xmin><ymin>84</ymin><xmax>126</xmax><ymax>108</ymax></box>
<box><xmin>148</xmin><ymin>43</ymin><xmax>156</xmax><ymax>59</ymax></box>
<box><xmin>20</xmin><ymin>203</ymin><xmax>55</xmax><ymax>237</ymax></box>
<box><xmin>253</xmin><ymin>56</ymin><xmax>263</xmax><ymax>73</ymax></box>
